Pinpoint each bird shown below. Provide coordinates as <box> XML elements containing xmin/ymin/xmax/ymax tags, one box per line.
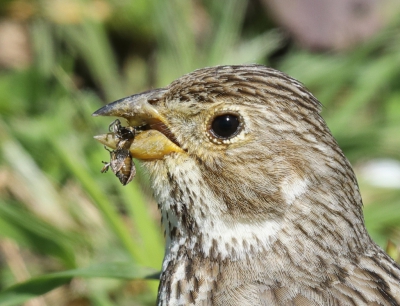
<box><xmin>93</xmin><ymin>65</ymin><xmax>400</xmax><ymax>305</ymax></box>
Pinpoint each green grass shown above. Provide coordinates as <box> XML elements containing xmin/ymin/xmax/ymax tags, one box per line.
<box><xmin>0</xmin><ymin>0</ymin><xmax>399</xmax><ymax>305</ymax></box>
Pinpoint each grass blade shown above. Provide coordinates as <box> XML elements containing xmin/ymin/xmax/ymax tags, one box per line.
<box><xmin>0</xmin><ymin>262</ymin><xmax>159</xmax><ymax>306</ymax></box>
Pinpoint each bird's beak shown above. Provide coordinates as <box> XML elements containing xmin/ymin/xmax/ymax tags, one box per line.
<box><xmin>92</xmin><ymin>89</ymin><xmax>184</xmax><ymax>160</ymax></box>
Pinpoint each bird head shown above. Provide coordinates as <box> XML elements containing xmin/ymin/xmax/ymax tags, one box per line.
<box><xmin>93</xmin><ymin>65</ymin><xmax>367</xmax><ymax>260</ymax></box>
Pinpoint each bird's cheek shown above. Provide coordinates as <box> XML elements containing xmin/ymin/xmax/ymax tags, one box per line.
<box><xmin>94</xmin><ymin>129</ymin><xmax>184</xmax><ymax>160</ymax></box>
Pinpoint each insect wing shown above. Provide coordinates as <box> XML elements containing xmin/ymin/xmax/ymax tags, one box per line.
<box><xmin>110</xmin><ymin>148</ymin><xmax>130</xmax><ymax>174</ymax></box>
<box><xmin>116</xmin><ymin>163</ymin><xmax>135</xmax><ymax>185</ymax></box>
<box><xmin>121</xmin><ymin>159</ymin><xmax>136</xmax><ymax>186</ymax></box>
<box><xmin>115</xmin><ymin>151</ymin><xmax>136</xmax><ymax>185</ymax></box>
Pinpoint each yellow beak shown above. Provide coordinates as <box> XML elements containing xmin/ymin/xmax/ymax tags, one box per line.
<box><xmin>92</xmin><ymin>89</ymin><xmax>184</xmax><ymax>160</ymax></box>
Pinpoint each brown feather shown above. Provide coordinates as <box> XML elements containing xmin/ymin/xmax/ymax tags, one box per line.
<box><xmin>116</xmin><ymin>65</ymin><xmax>400</xmax><ymax>305</ymax></box>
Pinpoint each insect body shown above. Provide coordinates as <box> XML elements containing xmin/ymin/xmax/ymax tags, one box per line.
<box><xmin>101</xmin><ymin>145</ymin><xmax>136</xmax><ymax>185</ymax></box>
<box><xmin>109</xmin><ymin>119</ymin><xmax>135</xmax><ymax>141</ymax></box>
<box><xmin>101</xmin><ymin>119</ymin><xmax>136</xmax><ymax>185</ymax></box>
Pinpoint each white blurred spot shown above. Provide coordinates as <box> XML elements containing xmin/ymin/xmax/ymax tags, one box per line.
<box><xmin>358</xmin><ymin>159</ymin><xmax>400</xmax><ymax>188</ymax></box>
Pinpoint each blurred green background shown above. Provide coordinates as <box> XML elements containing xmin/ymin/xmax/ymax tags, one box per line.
<box><xmin>0</xmin><ymin>0</ymin><xmax>400</xmax><ymax>305</ymax></box>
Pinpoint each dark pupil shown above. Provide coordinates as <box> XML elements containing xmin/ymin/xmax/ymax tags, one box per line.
<box><xmin>211</xmin><ymin>114</ymin><xmax>240</xmax><ymax>138</ymax></box>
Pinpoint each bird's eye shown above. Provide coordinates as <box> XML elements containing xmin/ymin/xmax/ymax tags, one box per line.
<box><xmin>209</xmin><ymin>114</ymin><xmax>241</xmax><ymax>139</ymax></box>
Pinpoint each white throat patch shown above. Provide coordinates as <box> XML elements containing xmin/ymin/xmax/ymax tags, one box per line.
<box><xmin>150</xmin><ymin>156</ymin><xmax>283</xmax><ymax>261</ymax></box>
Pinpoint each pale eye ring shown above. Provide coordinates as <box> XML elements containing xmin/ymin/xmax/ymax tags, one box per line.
<box><xmin>207</xmin><ymin>113</ymin><xmax>243</xmax><ymax>140</ymax></box>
